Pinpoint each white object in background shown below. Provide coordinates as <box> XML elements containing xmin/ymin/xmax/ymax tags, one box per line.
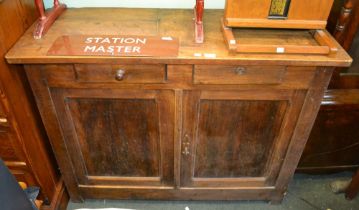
<box><xmin>161</xmin><ymin>37</ymin><xmax>173</xmax><ymax>41</ymax></box>
<box><xmin>204</xmin><ymin>53</ymin><xmax>217</xmax><ymax>59</ymax></box>
<box><xmin>276</xmin><ymin>47</ymin><xmax>285</xmax><ymax>53</ymax></box>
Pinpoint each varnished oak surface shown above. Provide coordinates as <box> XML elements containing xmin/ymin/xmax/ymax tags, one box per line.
<box><xmin>224</xmin><ymin>0</ymin><xmax>333</xmax><ymax>29</ymax></box>
<box><xmin>6</xmin><ymin>8</ymin><xmax>352</xmax><ymax>67</ymax></box>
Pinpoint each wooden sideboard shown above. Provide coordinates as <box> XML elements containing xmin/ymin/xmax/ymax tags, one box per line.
<box><xmin>0</xmin><ymin>0</ymin><xmax>68</xmax><ymax>209</ymax></box>
<box><xmin>6</xmin><ymin>8</ymin><xmax>352</xmax><ymax>203</ymax></box>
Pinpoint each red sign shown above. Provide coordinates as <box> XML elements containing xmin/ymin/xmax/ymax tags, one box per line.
<box><xmin>47</xmin><ymin>35</ymin><xmax>179</xmax><ymax>57</ymax></box>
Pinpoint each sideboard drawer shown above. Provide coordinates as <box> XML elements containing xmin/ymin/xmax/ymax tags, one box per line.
<box><xmin>193</xmin><ymin>65</ymin><xmax>286</xmax><ymax>85</ymax></box>
<box><xmin>74</xmin><ymin>64</ymin><xmax>166</xmax><ymax>84</ymax></box>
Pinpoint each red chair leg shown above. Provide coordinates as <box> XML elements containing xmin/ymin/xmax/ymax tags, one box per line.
<box><xmin>33</xmin><ymin>0</ymin><xmax>67</xmax><ymax>39</ymax></box>
<box><xmin>54</xmin><ymin>0</ymin><xmax>59</xmax><ymax>7</ymax></box>
<box><xmin>194</xmin><ymin>0</ymin><xmax>204</xmax><ymax>43</ymax></box>
<box><xmin>34</xmin><ymin>0</ymin><xmax>46</xmax><ymax>19</ymax></box>
<box><xmin>345</xmin><ymin>169</ymin><xmax>359</xmax><ymax>200</ymax></box>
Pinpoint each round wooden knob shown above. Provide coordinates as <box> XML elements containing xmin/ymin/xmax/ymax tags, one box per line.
<box><xmin>115</xmin><ymin>69</ymin><xmax>125</xmax><ymax>81</ymax></box>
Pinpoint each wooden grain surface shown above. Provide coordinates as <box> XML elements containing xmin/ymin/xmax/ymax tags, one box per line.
<box><xmin>193</xmin><ymin>100</ymin><xmax>287</xmax><ymax>178</ymax></box>
<box><xmin>74</xmin><ymin>64</ymin><xmax>166</xmax><ymax>84</ymax></box>
<box><xmin>224</xmin><ymin>0</ymin><xmax>333</xmax><ymax>29</ymax></box>
<box><xmin>49</xmin><ymin>88</ymin><xmax>175</xmax><ymax>188</ymax></box>
<box><xmin>12</xmin><ymin>7</ymin><xmax>353</xmax><ymax>203</ymax></box>
<box><xmin>47</xmin><ymin>35</ymin><xmax>179</xmax><ymax>57</ymax></box>
<box><xmin>69</xmin><ymin>98</ymin><xmax>161</xmax><ymax>177</ymax></box>
<box><xmin>5</xmin><ymin>8</ymin><xmax>352</xmax><ymax>67</ymax></box>
<box><xmin>225</xmin><ymin>0</ymin><xmax>333</xmax><ymax>20</ymax></box>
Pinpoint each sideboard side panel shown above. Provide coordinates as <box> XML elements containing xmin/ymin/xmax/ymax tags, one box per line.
<box><xmin>25</xmin><ymin>65</ymin><xmax>83</xmax><ymax>202</ymax></box>
<box><xmin>274</xmin><ymin>67</ymin><xmax>334</xmax><ymax>202</ymax></box>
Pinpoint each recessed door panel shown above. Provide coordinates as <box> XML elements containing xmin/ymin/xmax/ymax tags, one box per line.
<box><xmin>51</xmin><ymin>89</ymin><xmax>174</xmax><ymax>187</ymax></box>
<box><xmin>194</xmin><ymin>100</ymin><xmax>287</xmax><ymax>178</ymax></box>
<box><xmin>68</xmin><ymin>98</ymin><xmax>160</xmax><ymax>177</ymax></box>
<box><xmin>181</xmin><ymin>90</ymin><xmax>306</xmax><ymax>188</ymax></box>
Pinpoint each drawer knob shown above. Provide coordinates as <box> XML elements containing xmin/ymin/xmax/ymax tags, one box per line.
<box><xmin>115</xmin><ymin>69</ymin><xmax>126</xmax><ymax>81</ymax></box>
<box><xmin>234</xmin><ymin>67</ymin><xmax>246</xmax><ymax>75</ymax></box>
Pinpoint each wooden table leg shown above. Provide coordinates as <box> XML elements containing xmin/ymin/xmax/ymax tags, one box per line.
<box><xmin>194</xmin><ymin>0</ymin><xmax>204</xmax><ymax>43</ymax></box>
<box><xmin>33</xmin><ymin>0</ymin><xmax>67</xmax><ymax>39</ymax></box>
<box><xmin>345</xmin><ymin>169</ymin><xmax>359</xmax><ymax>200</ymax></box>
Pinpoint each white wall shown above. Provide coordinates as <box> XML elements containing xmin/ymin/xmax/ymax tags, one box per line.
<box><xmin>44</xmin><ymin>0</ymin><xmax>225</xmax><ymax>9</ymax></box>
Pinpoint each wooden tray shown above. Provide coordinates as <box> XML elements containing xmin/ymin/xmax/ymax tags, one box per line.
<box><xmin>221</xmin><ymin>19</ymin><xmax>338</xmax><ymax>56</ymax></box>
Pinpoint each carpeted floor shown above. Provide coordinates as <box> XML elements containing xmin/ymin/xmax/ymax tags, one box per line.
<box><xmin>67</xmin><ymin>172</ymin><xmax>359</xmax><ymax>210</ymax></box>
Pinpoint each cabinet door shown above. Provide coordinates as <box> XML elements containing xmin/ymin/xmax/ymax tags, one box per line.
<box><xmin>50</xmin><ymin>88</ymin><xmax>174</xmax><ymax>188</ymax></box>
<box><xmin>181</xmin><ymin>89</ymin><xmax>306</xmax><ymax>188</ymax></box>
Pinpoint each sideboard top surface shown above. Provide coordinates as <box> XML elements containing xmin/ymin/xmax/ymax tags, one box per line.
<box><xmin>5</xmin><ymin>8</ymin><xmax>352</xmax><ymax>67</ymax></box>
